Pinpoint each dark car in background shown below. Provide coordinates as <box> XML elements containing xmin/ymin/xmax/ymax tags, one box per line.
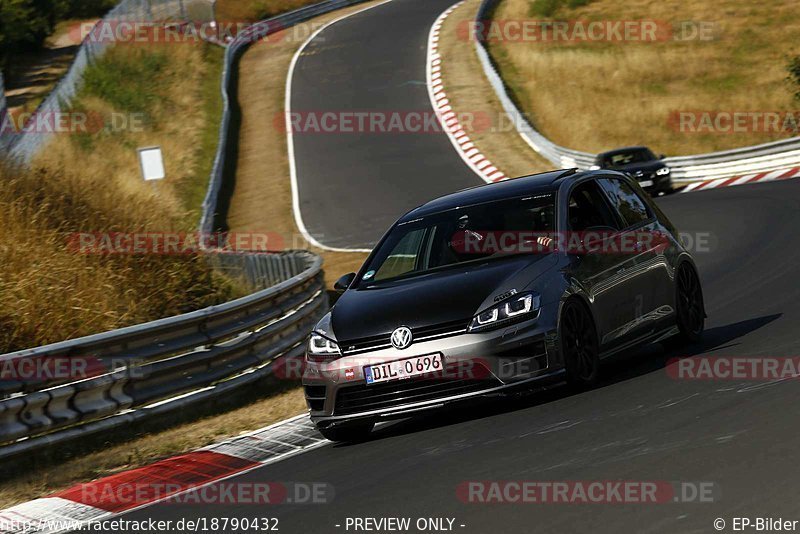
<box><xmin>303</xmin><ymin>169</ymin><xmax>704</xmax><ymax>442</ymax></box>
<box><xmin>593</xmin><ymin>146</ymin><xmax>672</xmax><ymax>195</ymax></box>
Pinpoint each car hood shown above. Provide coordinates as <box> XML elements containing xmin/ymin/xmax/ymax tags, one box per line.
<box><xmin>607</xmin><ymin>160</ymin><xmax>666</xmax><ymax>174</ymax></box>
<box><xmin>330</xmin><ymin>254</ymin><xmax>558</xmax><ymax>342</ymax></box>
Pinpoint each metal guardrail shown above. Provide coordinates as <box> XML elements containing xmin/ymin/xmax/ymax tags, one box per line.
<box><xmin>200</xmin><ymin>0</ymin><xmax>372</xmax><ymax>235</ymax></box>
<box><xmin>0</xmin><ymin>0</ymin><xmax>216</xmax><ymax>163</ymax></box>
<box><xmin>0</xmin><ymin>251</ymin><xmax>326</xmax><ymax>461</ymax></box>
<box><xmin>474</xmin><ymin>0</ymin><xmax>800</xmax><ymax>182</ymax></box>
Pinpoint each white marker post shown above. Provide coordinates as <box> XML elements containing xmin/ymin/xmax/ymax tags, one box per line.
<box><xmin>137</xmin><ymin>146</ymin><xmax>165</xmax><ymax>194</ymax></box>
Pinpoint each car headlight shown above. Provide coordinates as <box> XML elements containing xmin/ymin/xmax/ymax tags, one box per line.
<box><xmin>308</xmin><ymin>332</ymin><xmax>341</xmax><ymax>361</ymax></box>
<box><xmin>468</xmin><ymin>293</ymin><xmax>541</xmax><ymax>332</ymax></box>
<box><xmin>656</xmin><ymin>167</ymin><xmax>670</xmax><ymax>176</ymax></box>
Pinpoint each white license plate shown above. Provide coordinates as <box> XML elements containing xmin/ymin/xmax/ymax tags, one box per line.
<box><xmin>640</xmin><ymin>179</ymin><xmax>654</xmax><ymax>187</ymax></box>
<box><xmin>364</xmin><ymin>354</ymin><xmax>444</xmax><ymax>385</ymax></box>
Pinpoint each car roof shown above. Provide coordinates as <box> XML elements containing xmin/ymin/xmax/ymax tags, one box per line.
<box><xmin>398</xmin><ymin>168</ymin><xmax>586</xmax><ymax>221</ymax></box>
<box><xmin>596</xmin><ymin>145</ymin><xmax>652</xmax><ymax>157</ymax></box>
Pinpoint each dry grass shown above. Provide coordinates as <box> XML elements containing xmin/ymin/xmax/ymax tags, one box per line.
<box><xmin>439</xmin><ymin>0</ymin><xmax>553</xmax><ymax>178</ymax></box>
<box><xmin>488</xmin><ymin>0</ymin><xmax>800</xmax><ymax>155</ymax></box>
<box><xmin>0</xmin><ymin>41</ymin><xmax>240</xmax><ymax>353</ymax></box>
<box><xmin>227</xmin><ymin>3</ymin><xmax>382</xmax><ymax>285</ymax></box>
<box><xmin>0</xmin><ymin>387</ymin><xmax>306</xmax><ymax>509</ymax></box>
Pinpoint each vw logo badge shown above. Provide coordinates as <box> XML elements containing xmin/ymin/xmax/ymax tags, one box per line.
<box><xmin>391</xmin><ymin>326</ymin><xmax>413</xmax><ymax>350</ymax></box>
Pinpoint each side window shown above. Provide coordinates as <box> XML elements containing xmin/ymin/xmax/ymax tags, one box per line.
<box><xmin>567</xmin><ymin>181</ymin><xmax>620</xmax><ymax>232</ymax></box>
<box><xmin>597</xmin><ymin>178</ymin><xmax>653</xmax><ymax>228</ymax></box>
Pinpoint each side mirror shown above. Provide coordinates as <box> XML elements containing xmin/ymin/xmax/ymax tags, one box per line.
<box><xmin>659</xmin><ymin>153</ymin><xmax>666</xmax><ymax>160</ymax></box>
<box><xmin>334</xmin><ymin>272</ymin><xmax>356</xmax><ymax>293</ymax></box>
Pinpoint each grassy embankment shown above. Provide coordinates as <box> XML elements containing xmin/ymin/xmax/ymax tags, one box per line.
<box><xmin>1</xmin><ymin>41</ymin><xmax>241</xmax><ymax>353</ymax></box>
<box><xmin>487</xmin><ymin>0</ymin><xmax>800</xmax><ymax>155</ymax></box>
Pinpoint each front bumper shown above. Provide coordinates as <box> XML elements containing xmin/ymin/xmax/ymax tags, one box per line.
<box><xmin>303</xmin><ymin>308</ymin><xmax>562</xmax><ymax>428</ymax></box>
<box><xmin>636</xmin><ymin>172</ymin><xmax>672</xmax><ymax>193</ymax></box>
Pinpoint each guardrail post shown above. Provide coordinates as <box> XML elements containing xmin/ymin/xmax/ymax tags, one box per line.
<box><xmin>20</xmin><ymin>392</ymin><xmax>52</xmax><ymax>436</ymax></box>
<box><xmin>0</xmin><ymin>398</ymin><xmax>29</xmax><ymax>444</ymax></box>
<box><xmin>46</xmin><ymin>385</ymin><xmax>80</xmax><ymax>427</ymax></box>
<box><xmin>72</xmin><ymin>375</ymin><xmax>125</xmax><ymax>421</ymax></box>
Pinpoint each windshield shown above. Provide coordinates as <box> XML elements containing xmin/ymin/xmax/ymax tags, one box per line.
<box><xmin>600</xmin><ymin>148</ymin><xmax>657</xmax><ymax>167</ymax></box>
<box><xmin>358</xmin><ymin>194</ymin><xmax>556</xmax><ymax>286</ymax></box>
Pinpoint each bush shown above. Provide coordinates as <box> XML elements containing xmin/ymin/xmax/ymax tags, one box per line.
<box><xmin>0</xmin><ymin>0</ymin><xmax>115</xmax><ymax>70</ymax></box>
<box><xmin>788</xmin><ymin>56</ymin><xmax>800</xmax><ymax>101</ymax></box>
<box><xmin>528</xmin><ymin>0</ymin><xmax>560</xmax><ymax>17</ymax></box>
<box><xmin>63</xmin><ymin>0</ymin><xmax>116</xmax><ymax>18</ymax></box>
<box><xmin>527</xmin><ymin>0</ymin><xmax>594</xmax><ymax>18</ymax></box>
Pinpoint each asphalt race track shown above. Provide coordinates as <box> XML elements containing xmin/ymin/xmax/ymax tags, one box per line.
<box><xmin>289</xmin><ymin>0</ymin><xmax>481</xmax><ymax>249</ymax></box>
<box><xmin>96</xmin><ymin>0</ymin><xmax>800</xmax><ymax>530</ymax></box>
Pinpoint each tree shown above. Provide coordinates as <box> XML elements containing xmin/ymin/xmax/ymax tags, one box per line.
<box><xmin>0</xmin><ymin>0</ymin><xmax>114</xmax><ymax>71</ymax></box>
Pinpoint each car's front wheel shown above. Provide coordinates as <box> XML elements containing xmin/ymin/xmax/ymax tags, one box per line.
<box><xmin>675</xmin><ymin>262</ymin><xmax>705</xmax><ymax>343</ymax></box>
<box><xmin>317</xmin><ymin>421</ymin><xmax>374</xmax><ymax>443</ymax></box>
<box><xmin>560</xmin><ymin>299</ymin><xmax>600</xmax><ymax>388</ymax></box>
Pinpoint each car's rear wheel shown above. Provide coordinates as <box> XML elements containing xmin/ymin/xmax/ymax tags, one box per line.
<box><xmin>675</xmin><ymin>262</ymin><xmax>705</xmax><ymax>342</ymax></box>
<box><xmin>318</xmin><ymin>421</ymin><xmax>374</xmax><ymax>443</ymax></box>
<box><xmin>560</xmin><ymin>299</ymin><xmax>600</xmax><ymax>388</ymax></box>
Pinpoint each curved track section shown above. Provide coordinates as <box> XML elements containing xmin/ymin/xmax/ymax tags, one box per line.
<box><xmin>288</xmin><ymin>0</ymin><xmax>481</xmax><ymax>250</ymax></box>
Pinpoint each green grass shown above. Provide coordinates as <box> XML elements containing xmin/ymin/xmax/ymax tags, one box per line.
<box><xmin>180</xmin><ymin>44</ymin><xmax>225</xmax><ymax>221</ymax></box>
<box><xmin>82</xmin><ymin>48</ymin><xmax>171</xmax><ymax>115</ymax></box>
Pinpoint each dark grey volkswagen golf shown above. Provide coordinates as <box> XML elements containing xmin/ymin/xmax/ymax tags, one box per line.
<box><xmin>304</xmin><ymin>169</ymin><xmax>705</xmax><ymax>441</ymax></box>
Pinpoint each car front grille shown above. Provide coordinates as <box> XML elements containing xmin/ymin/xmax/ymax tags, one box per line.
<box><xmin>339</xmin><ymin>318</ymin><xmax>470</xmax><ymax>355</ymax></box>
<box><xmin>334</xmin><ymin>361</ymin><xmax>501</xmax><ymax>416</ymax></box>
